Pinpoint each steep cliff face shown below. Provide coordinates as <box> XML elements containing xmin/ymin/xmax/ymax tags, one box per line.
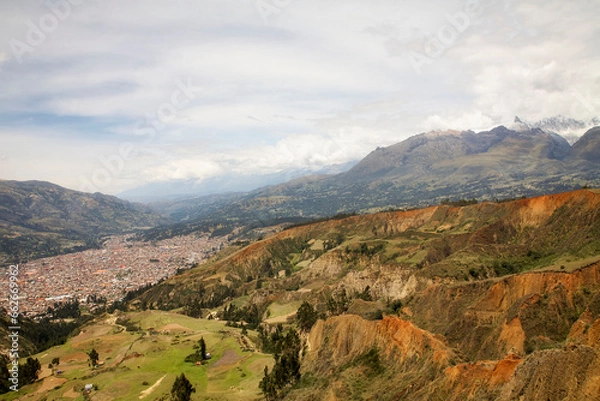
<box><xmin>287</xmin><ymin>263</ymin><xmax>600</xmax><ymax>401</ymax></box>
<box><xmin>305</xmin><ymin>315</ymin><xmax>453</xmax><ymax>369</ymax></box>
<box><xmin>409</xmin><ymin>263</ymin><xmax>600</xmax><ymax>361</ymax></box>
<box><xmin>291</xmin><ymin>314</ymin><xmax>525</xmax><ymax>401</ymax></box>
<box><xmin>498</xmin><ymin>346</ymin><xmax>600</xmax><ymax>401</ymax></box>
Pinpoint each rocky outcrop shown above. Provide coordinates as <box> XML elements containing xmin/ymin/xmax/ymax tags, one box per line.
<box><xmin>295</xmin><ymin>314</ymin><xmax>525</xmax><ymax>401</ymax></box>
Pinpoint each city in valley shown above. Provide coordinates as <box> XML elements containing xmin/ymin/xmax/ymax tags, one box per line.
<box><xmin>0</xmin><ymin>234</ymin><xmax>228</xmax><ymax>316</ymax></box>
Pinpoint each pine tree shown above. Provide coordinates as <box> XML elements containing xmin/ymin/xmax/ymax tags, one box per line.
<box><xmin>259</xmin><ymin>328</ymin><xmax>302</xmax><ymax>399</ymax></box>
<box><xmin>199</xmin><ymin>337</ymin><xmax>207</xmax><ymax>360</ymax></box>
<box><xmin>171</xmin><ymin>373</ymin><xmax>196</xmax><ymax>401</ymax></box>
<box><xmin>87</xmin><ymin>349</ymin><xmax>99</xmax><ymax>367</ymax></box>
<box><xmin>259</xmin><ymin>366</ymin><xmax>277</xmax><ymax>401</ymax></box>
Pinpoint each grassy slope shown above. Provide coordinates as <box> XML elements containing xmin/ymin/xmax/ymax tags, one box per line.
<box><xmin>0</xmin><ymin>180</ymin><xmax>167</xmax><ymax>262</ymax></box>
<box><xmin>7</xmin><ymin>311</ymin><xmax>272</xmax><ymax>401</ymax></box>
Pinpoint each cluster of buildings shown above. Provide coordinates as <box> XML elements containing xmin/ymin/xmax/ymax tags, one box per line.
<box><xmin>1</xmin><ymin>234</ymin><xmax>227</xmax><ymax>316</ymax></box>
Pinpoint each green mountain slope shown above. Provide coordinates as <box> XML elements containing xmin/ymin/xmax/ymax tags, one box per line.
<box><xmin>0</xmin><ymin>180</ymin><xmax>168</xmax><ymax>262</ymax></box>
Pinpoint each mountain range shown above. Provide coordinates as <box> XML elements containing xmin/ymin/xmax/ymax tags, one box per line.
<box><xmin>118</xmin><ymin>161</ymin><xmax>357</xmax><ymax>203</ymax></box>
<box><xmin>150</xmin><ymin>124</ymin><xmax>600</xmax><ymax>227</ymax></box>
<box><xmin>2</xmin><ymin>123</ymin><xmax>599</xmax><ymax>261</ymax></box>
<box><xmin>120</xmin><ymin>115</ymin><xmax>599</xmax><ymax>204</ymax></box>
<box><xmin>2</xmin><ymin>122</ymin><xmax>600</xmax><ymax>399</ymax></box>
<box><xmin>514</xmin><ymin>115</ymin><xmax>600</xmax><ymax>144</ymax></box>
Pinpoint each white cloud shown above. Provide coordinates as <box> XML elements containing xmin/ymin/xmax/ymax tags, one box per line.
<box><xmin>421</xmin><ymin>111</ymin><xmax>496</xmax><ymax>132</ymax></box>
<box><xmin>0</xmin><ymin>51</ymin><xmax>8</xmax><ymax>68</ymax></box>
<box><xmin>0</xmin><ymin>0</ymin><xmax>598</xmax><ymax>194</ymax></box>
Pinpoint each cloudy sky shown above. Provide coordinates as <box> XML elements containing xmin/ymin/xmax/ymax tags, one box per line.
<box><xmin>0</xmin><ymin>0</ymin><xmax>598</xmax><ymax>195</ymax></box>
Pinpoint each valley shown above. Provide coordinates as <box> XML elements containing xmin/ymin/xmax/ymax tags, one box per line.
<box><xmin>0</xmin><ymin>180</ymin><xmax>167</xmax><ymax>264</ymax></box>
<box><xmin>0</xmin><ymin>233</ymin><xmax>227</xmax><ymax>316</ymax></box>
<box><xmin>2</xmin><ymin>189</ymin><xmax>600</xmax><ymax>400</ymax></box>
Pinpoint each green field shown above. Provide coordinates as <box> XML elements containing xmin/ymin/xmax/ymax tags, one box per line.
<box><xmin>265</xmin><ymin>301</ymin><xmax>302</xmax><ymax>324</ymax></box>
<box><xmin>6</xmin><ymin>311</ymin><xmax>273</xmax><ymax>401</ymax></box>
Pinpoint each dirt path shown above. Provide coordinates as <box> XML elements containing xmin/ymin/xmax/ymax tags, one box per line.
<box><xmin>139</xmin><ymin>374</ymin><xmax>166</xmax><ymax>399</ymax></box>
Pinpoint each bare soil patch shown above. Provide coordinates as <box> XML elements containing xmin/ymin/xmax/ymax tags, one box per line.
<box><xmin>36</xmin><ymin>376</ymin><xmax>67</xmax><ymax>394</ymax></box>
<box><xmin>212</xmin><ymin>349</ymin><xmax>242</xmax><ymax>368</ymax></box>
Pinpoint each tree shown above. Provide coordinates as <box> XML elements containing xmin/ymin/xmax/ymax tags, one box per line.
<box><xmin>171</xmin><ymin>373</ymin><xmax>195</xmax><ymax>401</ymax></box>
<box><xmin>21</xmin><ymin>357</ymin><xmax>41</xmax><ymax>385</ymax></box>
<box><xmin>184</xmin><ymin>337</ymin><xmax>208</xmax><ymax>364</ymax></box>
<box><xmin>0</xmin><ymin>354</ymin><xmax>10</xmax><ymax>394</ymax></box>
<box><xmin>51</xmin><ymin>357</ymin><xmax>60</xmax><ymax>366</ymax></box>
<box><xmin>87</xmin><ymin>349</ymin><xmax>99</xmax><ymax>367</ymax></box>
<box><xmin>358</xmin><ymin>286</ymin><xmax>373</xmax><ymax>301</ymax></box>
<box><xmin>183</xmin><ymin>298</ymin><xmax>203</xmax><ymax>318</ymax></box>
<box><xmin>296</xmin><ymin>301</ymin><xmax>318</xmax><ymax>332</ymax></box>
<box><xmin>260</xmin><ymin>328</ymin><xmax>301</xmax><ymax>399</ymax></box>
<box><xmin>199</xmin><ymin>337</ymin><xmax>207</xmax><ymax>360</ymax></box>
<box><xmin>259</xmin><ymin>366</ymin><xmax>277</xmax><ymax>401</ymax></box>
<box><xmin>327</xmin><ymin>289</ymin><xmax>349</xmax><ymax>316</ymax></box>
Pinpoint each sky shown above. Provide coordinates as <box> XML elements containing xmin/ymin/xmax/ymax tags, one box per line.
<box><xmin>0</xmin><ymin>0</ymin><xmax>599</xmax><ymax>196</ymax></box>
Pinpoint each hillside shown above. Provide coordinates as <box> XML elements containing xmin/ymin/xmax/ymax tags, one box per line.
<box><xmin>569</xmin><ymin>126</ymin><xmax>600</xmax><ymax>163</ymax></box>
<box><xmin>152</xmin><ymin>126</ymin><xmax>600</xmax><ymax>228</ymax></box>
<box><xmin>0</xmin><ymin>311</ymin><xmax>273</xmax><ymax>401</ymax></box>
<box><xmin>7</xmin><ymin>189</ymin><xmax>600</xmax><ymax>400</ymax></box>
<box><xmin>137</xmin><ymin>188</ymin><xmax>600</xmax><ymax>399</ymax></box>
<box><xmin>139</xmin><ymin>189</ymin><xmax>600</xmax><ymax>311</ymax></box>
<box><xmin>0</xmin><ymin>180</ymin><xmax>168</xmax><ymax>263</ymax></box>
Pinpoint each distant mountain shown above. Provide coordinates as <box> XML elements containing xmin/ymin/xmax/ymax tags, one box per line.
<box><xmin>118</xmin><ymin>161</ymin><xmax>357</xmax><ymax>203</ymax></box>
<box><xmin>569</xmin><ymin>126</ymin><xmax>600</xmax><ymax>163</ymax></box>
<box><xmin>0</xmin><ymin>180</ymin><xmax>168</xmax><ymax>263</ymax></box>
<box><xmin>513</xmin><ymin>115</ymin><xmax>600</xmax><ymax>144</ymax></box>
<box><xmin>152</xmin><ymin>125</ymin><xmax>600</xmax><ymax>227</ymax></box>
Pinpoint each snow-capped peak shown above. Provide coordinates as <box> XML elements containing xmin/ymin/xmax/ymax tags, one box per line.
<box><xmin>511</xmin><ymin>115</ymin><xmax>600</xmax><ymax>144</ymax></box>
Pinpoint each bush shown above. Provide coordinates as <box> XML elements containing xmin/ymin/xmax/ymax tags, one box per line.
<box><xmin>492</xmin><ymin>260</ymin><xmax>521</xmax><ymax>276</ymax></box>
<box><xmin>345</xmin><ymin>348</ymin><xmax>385</xmax><ymax>377</ymax></box>
<box><xmin>389</xmin><ymin>299</ymin><xmax>403</xmax><ymax>314</ymax></box>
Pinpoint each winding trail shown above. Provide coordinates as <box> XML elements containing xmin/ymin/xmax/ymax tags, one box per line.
<box><xmin>139</xmin><ymin>374</ymin><xmax>167</xmax><ymax>399</ymax></box>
